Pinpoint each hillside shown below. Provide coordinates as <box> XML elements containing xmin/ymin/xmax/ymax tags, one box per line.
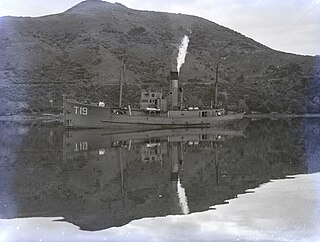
<box><xmin>0</xmin><ymin>0</ymin><xmax>319</xmax><ymax>114</ymax></box>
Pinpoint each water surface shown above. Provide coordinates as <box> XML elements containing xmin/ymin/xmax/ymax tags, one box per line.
<box><xmin>0</xmin><ymin>118</ymin><xmax>320</xmax><ymax>241</ymax></box>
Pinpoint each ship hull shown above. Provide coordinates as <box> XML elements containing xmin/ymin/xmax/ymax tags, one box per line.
<box><xmin>63</xmin><ymin>99</ymin><xmax>244</xmax><ymax>130</ymax></box>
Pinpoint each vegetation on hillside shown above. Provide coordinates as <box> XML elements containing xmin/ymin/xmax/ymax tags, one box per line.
<box><xmin>0</xmin><ymin>0</ymin><xmax>319</xmax><ymax>115</ymax></box>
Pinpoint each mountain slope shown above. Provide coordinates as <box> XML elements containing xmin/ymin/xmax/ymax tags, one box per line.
<box><xmin>0</xmin><ymin>0</ymin><xmax>319</xmax><ymax>114</ymax></box>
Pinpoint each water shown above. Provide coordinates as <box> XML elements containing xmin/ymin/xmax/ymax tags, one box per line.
<box><xmin>0</xmin><ymin>118</ymin><xmax>320</xmax><ymax>241</ymax></box>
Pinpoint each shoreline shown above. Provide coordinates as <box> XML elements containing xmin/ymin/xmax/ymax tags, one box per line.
<box><xmin>0</xmin><ymin>113</ymin><xmax>320</xmax><ymax>123</ymax></box>
<box><xmin>0</xmin><ymin>113</ymin><xmax>63</xmax><ymax>122</ymax></box>
<box><xmin>245</xmin><ymin>113</ymin><xmax>320</xmax><ymax>119</ymax></box>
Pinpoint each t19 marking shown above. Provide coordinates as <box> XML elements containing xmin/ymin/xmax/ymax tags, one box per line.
<box><xmin>74</xmin><ymin>106</ymin><xmax>88</xmax><ymax>115</ymax></box>
<box><xmin>74</xmin><ymin>141</ymin><xmax>88</xmax><ymax>151</ymax></box>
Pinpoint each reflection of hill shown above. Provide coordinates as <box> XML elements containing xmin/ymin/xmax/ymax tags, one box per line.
<box><xmin>302</xmin><ymin>119</ymin><xmax>320</xmax><ymax>173</ymax></box>
<box><xmin>0</xmin><ymin>120</ymin><xmax>314</xmax><ymax>231</ymax></box>
<box><xmin>58</xmin><ymin>146</ymin><xmax>182</xmax><ymax>230</ymax></box>
<box><xmin>181</xmin><ymin>120</ymin><xmax>307</xmax><ymax>213</ymax></box>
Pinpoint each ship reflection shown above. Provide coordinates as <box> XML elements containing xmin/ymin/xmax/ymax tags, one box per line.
<box><xmin>62</xmin><ymin>128</ymin><xmax>244</xmax><ymax>230</ymax></box>
<box><xmin>63</xmin><ymin>128</ymin><xmax>243</xmax><ymax>184</ymax></box>
<box><xmin>1</xmin><ymin>119</ymin><xmax>309</xmax><ymax>232</ymax></box>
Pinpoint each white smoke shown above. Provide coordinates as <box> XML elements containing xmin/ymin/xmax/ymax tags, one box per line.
<box><xmin>177</xmin><ymin>177</ymin><xmax>190</xmax><ymax>215</ymax></box>
<box><xmin>177</xmin><ymin>35</ymin><xmax>189</xmax><ymax>74</ymax></box>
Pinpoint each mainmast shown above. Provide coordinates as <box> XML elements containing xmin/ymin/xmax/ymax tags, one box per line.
<box><xmin>214</xmin><ymin>63</ymin><xmax>219</xmax><ymax>108</ymax></box>
<box><xmin>119</xmin><ymin>57</ymin><xmax>126</xmax><ymax>108</ymax></box>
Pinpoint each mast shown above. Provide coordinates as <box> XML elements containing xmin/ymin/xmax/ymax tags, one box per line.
<box><xmin>119</xmin><ymin>147</ymin><xmax>124</xmax><ymax>198</ymax></box>
<box><xmin>214</xmin><ymin>142</ymin><xmax>219</xmax><ymax>189</ymax></box>
<box><xmin>119</xmin><ymin>57</ymin><xmax>125</xmax><ymax>108</ymax></box>
<box><xmin>214</xmin><ymin>63</ymin><xmax>219</xmax><ymax>108</ymax></box>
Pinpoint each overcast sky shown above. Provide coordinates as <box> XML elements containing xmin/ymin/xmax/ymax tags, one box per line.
<box><xmin>0</xmin><ymin>0</ymin><xmax>319</xmax><ymax>56</ymax></box>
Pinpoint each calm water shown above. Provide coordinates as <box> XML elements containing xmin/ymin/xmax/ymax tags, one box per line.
<box><xmin>1</xmin><ymin>118</ymin><xmax>320</xmax><ymax>241</ymax></box>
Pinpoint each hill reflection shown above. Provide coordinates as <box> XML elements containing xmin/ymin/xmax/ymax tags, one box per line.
<box><xmin>0</xmin><ymin>119</ymin><xmax>316</xmax><ymax>231</ymax></box>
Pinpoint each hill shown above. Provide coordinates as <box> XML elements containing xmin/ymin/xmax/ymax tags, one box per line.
<box><xmin>0</xmin><ymin>0</ymin><xmax>319</xmax><ymax>114</ymax></box>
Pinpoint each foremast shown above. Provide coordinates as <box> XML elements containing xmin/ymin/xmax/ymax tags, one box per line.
<box><xmin>119</xmin><ymin>57</ymin><xmax>126</xmax><ymax>108</ymax></box>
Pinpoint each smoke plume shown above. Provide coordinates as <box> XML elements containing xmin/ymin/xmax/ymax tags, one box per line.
<box><xmin>177</xmin><ymin>35</ymin><xmax>189</xmax><ymax>74</ymax></box>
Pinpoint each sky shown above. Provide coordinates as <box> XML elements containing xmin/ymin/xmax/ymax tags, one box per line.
<box><xmin>0</xmin><ymin>0</ymin><xmax>319</xmax><ymax>56</ymax></box>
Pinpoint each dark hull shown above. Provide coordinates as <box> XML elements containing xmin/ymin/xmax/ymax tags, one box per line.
<box><xmin>63</xmin><ymin>99</ymin><xmax>244</xmax><ymax>130</ymax></box>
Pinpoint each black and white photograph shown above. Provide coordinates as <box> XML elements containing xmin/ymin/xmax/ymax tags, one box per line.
<box><xmin>0</xmin><ymin>0</ymin><xmax>320</xmax><ymax>241</ymax></box>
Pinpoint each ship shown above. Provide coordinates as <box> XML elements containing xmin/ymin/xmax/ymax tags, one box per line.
<box><xmin>63</xmin><ymin>62</ymin><xmax>244</xmax><ymax>130</ymax></box>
